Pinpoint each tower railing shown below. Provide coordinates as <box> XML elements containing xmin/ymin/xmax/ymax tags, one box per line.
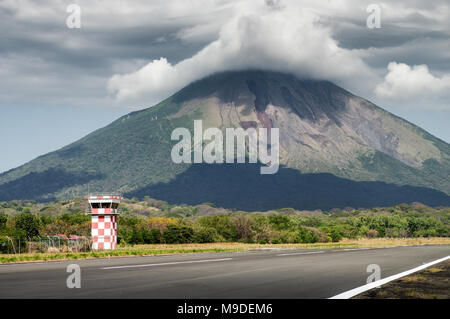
<box><xmin>87</xmin><ymin>193</ymin><xmax>123</xmax><ymax>197</ymax></box>
<box><xmin>85</xmin><ymin>209</ymin><xmax>122</xmax><ymax>214</ymax></box>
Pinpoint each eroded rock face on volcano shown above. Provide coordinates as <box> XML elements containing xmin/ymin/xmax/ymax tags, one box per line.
<box><xmin>1</xmin><ymin>70</ymin><xmax>449</xmax><ymax>209</ymax></box>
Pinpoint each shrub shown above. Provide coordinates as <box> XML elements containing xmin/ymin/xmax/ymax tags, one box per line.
<box><xmin>232</xmin><ymin>215</ymin><xmax>254</xmax><ymax>241</ymax></box>
<box><xmin>328</xmin><ymin>229</ymin><xmax>342</xmax><ymax>242</ymax></box>
<box><xmin>201</xmin><ymin>202</ymin><xmax>216</xmax><ymax>208</ymax></box>
<box><xmin>60</xmin><ymin>213</ymin><xmax>90</xmax><ymax>225</ymax></box>
<box><xmin>163</xmin><ymin>225</ymin><xmax>194</xmax><ymax>244</ymax></box>
<box><xmin>15</xmin><ymin>212</ymin><xmax>40</xmax><ymax>238</ymax></box>
<box><xmin>277</xmin><ymin>230</ymin><xmax>299</xmax><ymax>243</ymax></box>
<box><xmin>0</xmin><ymin>213</ymin><xmax>7</xmax><ymax>229</ymax></box>
<box><xmin>198</xmin><ymin>215</ymin><xmax>237</xmax><ymax>241</ymax></box>
<box><xmin>0</xmin><ymin>236</ymin><xmax>11</xmax><ymax>253</ymax></box>
<box><xmin>193</xmin><ymin>227</ymin><xmax>218</xmax><ymax>243</ymax></box>
<box><xmin>297</xmin><ymin>227</ymin><xmax>319</xmax><ymax>243</ymax></box>
<box><xmin>366</xmin><ymin>229</ymin><xmax>378</xmax><ymax>238</ymax></box>
<box><xmin>268</xmin><ymin>215</ymin><xmax>292</xmax><ymax>231</ymax></box>
<box><xmin>146</xmin><ymin>229</ymin><xmax>162</xmax><ymax>244</ymax></box>
<box><xmin>251</xmin><ymin>216</ymin><xmax>271</xmax><ymax>243</ymax></box>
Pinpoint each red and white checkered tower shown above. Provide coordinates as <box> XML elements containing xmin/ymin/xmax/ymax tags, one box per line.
<box><xmin>86</xmin><ymin>194</ymin><xmax>122</xmax><ymax>250</ymax></box>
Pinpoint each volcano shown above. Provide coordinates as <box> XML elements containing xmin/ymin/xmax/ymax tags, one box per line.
<box><xmin>1</xmin><ymin>70</ymin><xmax>449</xmax><ymax>210</ymax></box>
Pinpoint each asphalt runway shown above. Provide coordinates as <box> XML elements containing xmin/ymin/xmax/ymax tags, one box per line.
<box><xmin>0</xmin><ymin>245</ymin><xmax>448</xmax><ymax>298</ymax></box>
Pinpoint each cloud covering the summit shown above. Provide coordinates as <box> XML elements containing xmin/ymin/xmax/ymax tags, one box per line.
<box><xmin>107</xmin><ymin>2</ymin><xmax>374</xmax><ymax>104</ymax></box>
<box><xmin>1</xmin><ymin>0</ymin><xmax>449</xmax><ymax>110</ymax></box>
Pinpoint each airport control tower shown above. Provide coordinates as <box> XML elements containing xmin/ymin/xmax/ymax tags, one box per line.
<box><xmin>86</xmin><ymin>194</ymin><xmax>122</xmax><ymax>250</ymax></box>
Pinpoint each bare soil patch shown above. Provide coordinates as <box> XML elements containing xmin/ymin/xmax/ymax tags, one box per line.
<box><xmin>354</xmin><ymin>260</ymin><xmax>450</xmax><ymax>299</ymax></box>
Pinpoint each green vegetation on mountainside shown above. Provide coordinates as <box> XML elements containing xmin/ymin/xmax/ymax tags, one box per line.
<box><xmin>0</xmin><ymin>71</ymin><xmax>449</xmax><ymax>208</ymax></box>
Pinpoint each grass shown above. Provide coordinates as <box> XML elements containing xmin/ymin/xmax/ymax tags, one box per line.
<box><xmin>0</xmin><ymin>237</ymin><xmax>449</xmax><ymax>264</ymax></box>
<box><xmin>338</xmin><ymin>237</ymin><xmax>450</xmax><ymax>248</ymax></box>
<box><xmin>423</xmin><ymin>294</ymin><xmax>440</xmax><ymax>299</ymax></box>
<box><xmin>0</xmin><ymin>247</ymin><xmax>245</xmax><ymax>264</ymax></box>
<box><xmin>405</xmin><ymin>290</ymin><xmax>419</xmax><ymax>297</ymax></box>
<box><xmin>425</xmin><ymin>268</ymin><xmax>444</xmax><ymax>273</ymax></box>
<box><xmin>400</xmin><ymin>275</ymin><xmax>426</xmax><ymax>282</ymax></box>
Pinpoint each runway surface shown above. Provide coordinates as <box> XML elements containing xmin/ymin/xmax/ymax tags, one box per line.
<box><xmin>0</xmin><ymin>245</ymin><xmax>448</xmax><ymax>298</ymax></box>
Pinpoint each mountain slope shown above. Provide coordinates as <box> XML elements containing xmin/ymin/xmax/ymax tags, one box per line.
<box><xmin>0</xmin><ymin>70</ymin><xmax>449</xmax><ymax>209</ymax></box>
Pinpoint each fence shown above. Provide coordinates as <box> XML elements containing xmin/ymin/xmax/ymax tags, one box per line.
<box><xmin>0</xmin><ymin>236</ymin><xmax>92</xmax><ymax>254</ymax></box>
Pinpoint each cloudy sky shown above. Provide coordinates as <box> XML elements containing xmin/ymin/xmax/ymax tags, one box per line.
<box><xmin>0</xmin><ymin>0</ymin><xmax>449</xmax><ymax>173</ymax></box>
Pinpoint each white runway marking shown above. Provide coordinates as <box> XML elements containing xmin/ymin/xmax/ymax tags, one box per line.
<box><xmin>100</xmin><ymin>258</ymin><xmax>233</xmax><ymax>270</ymax></box>
<box><xmin>329</xmin><ymin>255</ymin><xmax>450</xmax><ymax>299</ymax></box>
<box><xmin>277</xmin><ymin>251</ymin><xmax>325</xmax><ymax>256</ymax></box>
<box><xmin>341</xmin><ymin>248</ymin><xmax>371</xmax><ymax>251</ymax></box>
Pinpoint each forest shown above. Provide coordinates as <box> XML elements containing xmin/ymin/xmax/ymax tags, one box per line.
<box><xmin>0</xmin><ymin>197</ymin><xmax>448</xmax><ymax>252</ymax></box>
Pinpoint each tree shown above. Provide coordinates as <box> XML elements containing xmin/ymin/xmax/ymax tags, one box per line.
<box><xmin>0</xmin><ymin>212</ymin><xmax>7</xmax><ymax>229</ymax></box>
<box><xmin>232</xmin><ymin>215</ymin><xmax>254</xmax><ymax>241</ymax></box>
<box><xmin>163</xmin><ymin>225</ymin><xmax>194</xmax><ymax>244</ymax></box>
<box><xmin>268</xmin><ymin>215</ymin><xmax>292</xmax><ymax>230</ymax></box>
<box><xmin>297</xmin><ymin>227</ymin><xmax>319</xmax><ymax>243</ymax></box>
<box><xmin>193</xmin><ymin>227</ymin><xmax>217</xmax><ymax>243</ymax></box>
<box><xmin>142</xmin><ymin>228</ymin><xmax>162</xmax><ymax>244</ymax></box>
<box><xmin>329</xmin><ymin>228</ymin><xmax>342</xmax><ymax>242</ymax></box>
<box><xmin>251</xmin><ymin>216</ymin><xmax>272</xmax><ymax>244</ymax></box>
<box><xmin>198</xmin><ymin>215</ymin><xmax>237</xmax><ymax>241</ymax></box>
<box><xmin>15</xmin><ymin>212</ymin><xmax>40</xmax><ymax>238</ymax></box>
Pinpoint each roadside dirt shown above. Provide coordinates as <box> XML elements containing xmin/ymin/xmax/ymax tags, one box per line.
<box><xmin>353</xmin><ymin>259</ymin><xmax>450</xmax><ymax>299</ymax></box>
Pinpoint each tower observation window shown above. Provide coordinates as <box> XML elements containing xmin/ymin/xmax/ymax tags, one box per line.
<box><xmin>101</xmin><ymin>202</ymin><xmax>111</xmax><ymax>208</ymax></box>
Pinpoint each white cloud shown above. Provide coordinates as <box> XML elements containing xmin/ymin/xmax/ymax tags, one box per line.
<box><xmin>375</xmin><ymin>62</ymin><xmax>450</xmax><ymax>109</ymax></box>
<box><xmin>107</xmin><ymin>1</ymin><xmax>375</xmax><ymax>105</ymax></box>
<box><xmin>2</xmin><ymin>0</ymin><xmax>450</xmax><ymax>111</ymax></box>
